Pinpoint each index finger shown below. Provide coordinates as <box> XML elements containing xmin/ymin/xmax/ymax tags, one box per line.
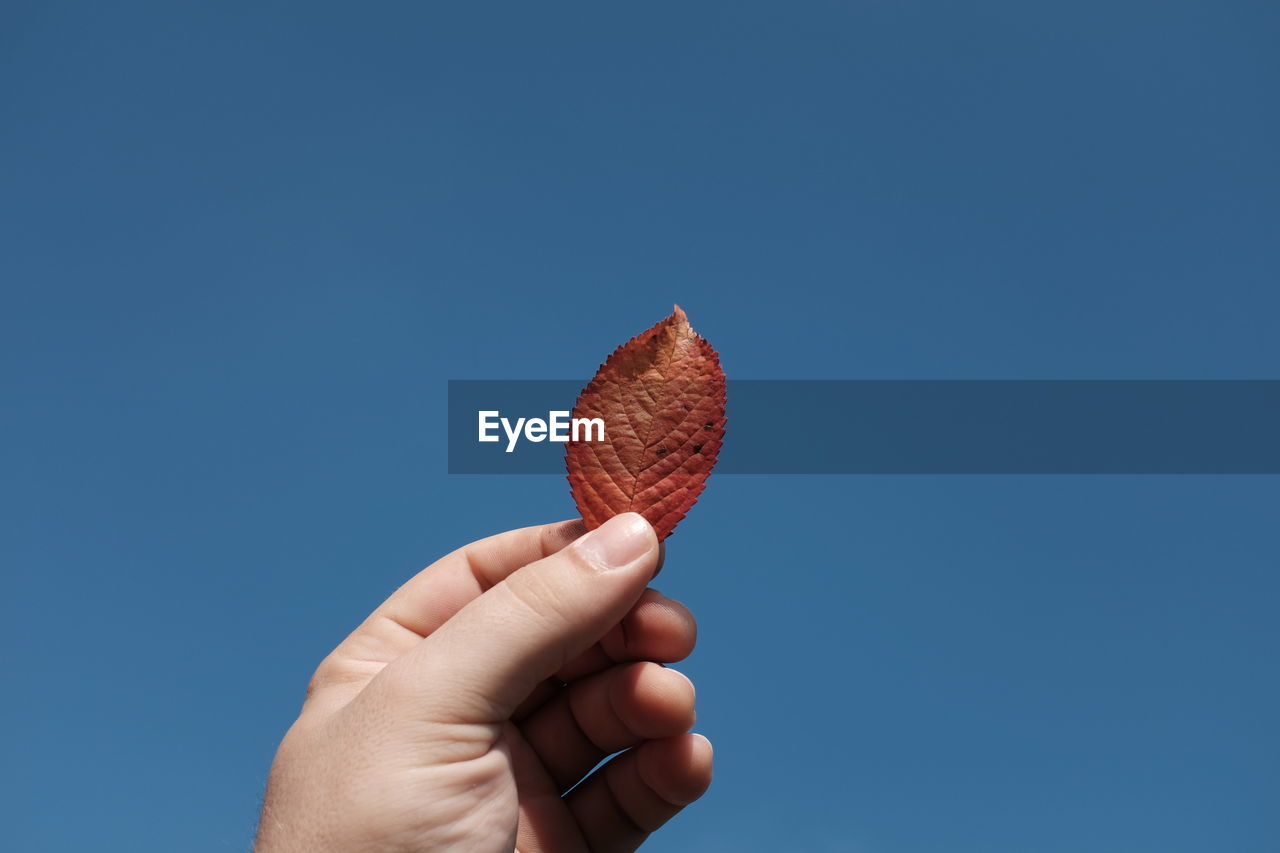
<box><xmin>382</xmin><ymin>518</ymin><xmax>588</xmax><ymax>637</ymax></box>
<box><xmin>307</xmin><ymin>519</ymin><xmax>586</xmax><ymax>703</ymax></box>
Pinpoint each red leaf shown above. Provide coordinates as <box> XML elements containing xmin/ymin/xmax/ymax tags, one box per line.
<box><xmin>565</xmin><ymin>305</ymin><xmax>726</xmax><ymax>539</ymax></box>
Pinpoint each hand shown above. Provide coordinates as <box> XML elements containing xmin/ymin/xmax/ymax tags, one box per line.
<box><xmin>255</xmin><ymin>513</ymin><xmax>711</xmax><ymax>853</ymax></box>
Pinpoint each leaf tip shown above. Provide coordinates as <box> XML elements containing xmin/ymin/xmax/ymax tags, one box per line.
<box><xmin>669</xmin><ymin>304</ymin><xmax>693</xmax><ymax>337</ymax></box>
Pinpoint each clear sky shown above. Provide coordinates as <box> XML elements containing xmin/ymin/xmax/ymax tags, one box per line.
<box><xmin>3</xmin><ymin>2</ymin><xmax>1277</xmax><ymax>851</ymax></box>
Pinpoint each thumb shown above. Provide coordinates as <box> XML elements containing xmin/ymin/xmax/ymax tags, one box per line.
<box><xmin>384</xmin><ymin>512</ymin><xmax>660</xmax><ymax>724</ymax></box>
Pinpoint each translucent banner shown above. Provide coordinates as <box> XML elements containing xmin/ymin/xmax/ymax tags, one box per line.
<box><xmin>447</xmin><ymin>380</ymin><xmax>1280</xmax><ymax>474</ymax></box>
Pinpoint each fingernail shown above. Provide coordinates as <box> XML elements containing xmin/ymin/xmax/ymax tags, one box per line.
<box><xmin>574</xmin><ymin>513</ymin><xmax>654</xmax><ymax>571</ymax></box>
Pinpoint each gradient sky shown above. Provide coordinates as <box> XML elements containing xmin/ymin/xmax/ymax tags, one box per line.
<box><xmin>3</xmin><ymin>3</ymin><xmax>1277</xmax><ymax>851</ymax></box>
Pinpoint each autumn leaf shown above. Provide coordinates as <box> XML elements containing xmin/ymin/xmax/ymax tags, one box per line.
<box><xmin>565</xmin><ymin>305</ymin><xmax>726</xmax><ymax>539</ymax></box>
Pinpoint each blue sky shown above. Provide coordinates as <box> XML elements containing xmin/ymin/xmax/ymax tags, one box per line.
<box><xmin>2</xmin><ymin>2</ymin><xmax>1277</xmax><ymax>851</ymax></box>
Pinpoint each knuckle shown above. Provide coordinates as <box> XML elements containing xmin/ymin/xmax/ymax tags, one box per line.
<box><xmin>499</xmin><ymin>568</ymin><xmax>575</xmax><ymax>629</ymax></box>
<box><xmin>305</xmin><ymin>654</ymin><xmax>340</xmax><ymax>699</ymax></box>
<box><xmin>306</xmin><ymin>652</ymin><xmax>382</xmax><ymax>701</ymax></box>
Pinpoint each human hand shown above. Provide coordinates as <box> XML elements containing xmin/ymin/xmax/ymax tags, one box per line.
<box><xmin>255</xmin><ymin>513</ymin><xmax>711</xmax><ymax>853</ymax></box>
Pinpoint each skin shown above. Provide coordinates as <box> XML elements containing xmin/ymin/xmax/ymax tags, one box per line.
<box><xmin>255</xmin><ymin>512</ymin><xmax>711</xmax><ymax>853</ymax></box>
